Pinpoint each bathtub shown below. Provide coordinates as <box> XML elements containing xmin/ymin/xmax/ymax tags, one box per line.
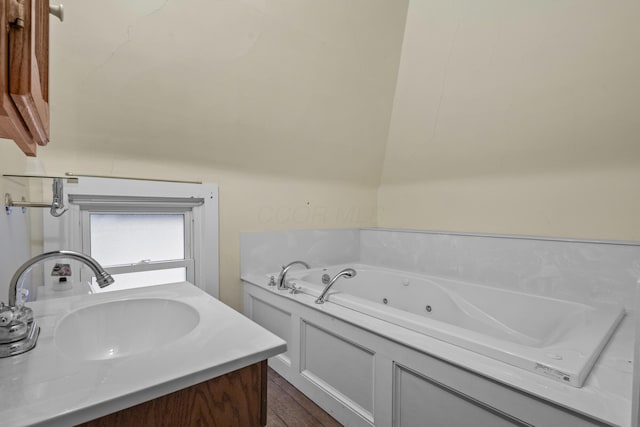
<box><xmin>281</xmin><ymin>264</ymin><xmax>624</xmax><ymax>388</ymax></box>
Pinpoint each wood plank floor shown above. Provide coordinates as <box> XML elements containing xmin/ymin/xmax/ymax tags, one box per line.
<box><xmin>267</xmin><ymin>367</ymin><xmax>342</xmax><ymax>427</ymax></box>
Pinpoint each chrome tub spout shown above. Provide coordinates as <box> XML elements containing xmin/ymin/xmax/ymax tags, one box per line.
<box><xmin>315</xmin><ymin>268</ymin><xmax>356</xmax><ymax>304</ymax></box>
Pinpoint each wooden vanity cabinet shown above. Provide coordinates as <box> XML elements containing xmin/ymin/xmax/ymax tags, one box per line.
<box><xmin>0</xmin><ymin>0</ymin><xmax>50</xmax><ymax>156</ymax></box>
<box><xmin>77</xmin><ymin>361</ymin><xmax>268</xmax><ymax>427</ymax></box>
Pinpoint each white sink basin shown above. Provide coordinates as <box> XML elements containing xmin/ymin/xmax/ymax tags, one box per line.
<box><xmin>55</xmin><ymin>298</ymin><xmax>200</xmax><ymax>360</ymax></box>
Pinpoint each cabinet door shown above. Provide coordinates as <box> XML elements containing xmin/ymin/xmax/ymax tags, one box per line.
<box><xmin>394</xmin><ymin>365</ymin><xmax>529</xmax><ymax>427</ymax></box>
<box><xmin>8</xmin><ymin>0</ymin><xmax>49</xmax><ymax>147</ymax></box>
<box><xmin>76</xmin><ymin>361</ymin><xmax>268</xmax><ymax>427</ymax></box>
<box><xmin>0</xmin><ymin>0</ymin><xmax>37</xmax><ymax>155</ymax></box>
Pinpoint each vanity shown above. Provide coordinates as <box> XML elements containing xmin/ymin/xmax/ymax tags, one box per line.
<box><xmin>0</xmin><ymin>282</ymin><xmax>286</xmax><ymax>426</ymax></box>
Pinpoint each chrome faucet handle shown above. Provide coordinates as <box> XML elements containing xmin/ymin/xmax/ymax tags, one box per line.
<box><xmin>0</xmin><ymin>305</ymin><xmax>14</xmax><ymax>325</ymax></box>
<box><xmin>49</xmin><ymin>4</ymin><xmax>64</xmax><ymax>22</ymax></box>
<box><xmin>0</xmin><ymin>304</ymin><xmax>35</xmax><ymax>345</ymax></box>
<box><xmin>288</xmin><ymin>283</ymin><xmax>302</xmax><ymax>294</ymax></box>
<box><xmin>268</xmin><ymin>276</ymin><xmax>276</xmax><ymax>286</ymax></box>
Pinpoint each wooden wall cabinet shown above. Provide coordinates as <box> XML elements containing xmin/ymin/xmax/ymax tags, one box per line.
<box><xmin>0</xmin><ymin>0</ymin><xmax>49</xmax><ymax>156</ymax></box>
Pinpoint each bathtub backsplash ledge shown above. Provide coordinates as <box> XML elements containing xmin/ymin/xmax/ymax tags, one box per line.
<box><xmin>240</xmin><ymin>229</ymin><xmax>360</xmax><ymax>277</ymax></box>
<box><xmin>240</xmin><ymin>228</ymin><xmax>640</xmax><ymax>310</ymax></box>
<box><xmin>360</xmin><ymin>230</ymin><xmax>640</xmax><ymax>310</ymax></box>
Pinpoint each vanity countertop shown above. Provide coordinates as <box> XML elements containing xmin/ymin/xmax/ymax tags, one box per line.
<box><xmin>0</xmin><ymin>282</ymin><xmax>287</xmax><ymax>427</ymax></box>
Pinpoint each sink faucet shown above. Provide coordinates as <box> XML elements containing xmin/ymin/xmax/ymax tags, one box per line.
<box><xmin>315</xmin><ymin>268</ymin><xmax>356</xmax><ymax>304</ymax></box>
<box><xmin>0</xmin><ymin>250</ymin><xmax>114</xmax><ymax>358</ymax></box>
<box><xmin>8</xmin><ymin>250</ymin><xmax>114</xmax><ymax>306</ymax></box>
<box><xmin>277</xmin><ymin>260</ymin><xmax>310</xmax><ymax>290</ymax></box>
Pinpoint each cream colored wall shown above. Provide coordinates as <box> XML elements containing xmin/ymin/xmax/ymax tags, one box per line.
<box><xmin>1</xmin><ymin>142</ymin><xmax>378</xmax><ymax>310</ymax></box>
<box><xmin>0</xmin><ymin>143</ymin><xmax>28</xmax><ymax>185</ymax></box>
<box><xmin>34</xmin><ymin>154</ymin><xmax>378</xmax><ymax>310</ymax></box>
<box><xmin>47</xmin><ymin>0</ymin><xmax>407</xmax><ymax>186</ymax></box>
<box><xmin>13</xmin><ymin>0</ymin><xmax>408</xmax><ymax>310</ymax></box>
<box><xmin>379</xmin><ymin>0</ymin><xmax>640</xmax><ymax>241</ymax></box>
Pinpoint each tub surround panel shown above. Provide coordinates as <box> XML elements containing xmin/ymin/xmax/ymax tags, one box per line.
<box><xmin>240</xmin><ymin>229</ymin><xmax>360</xmax><ymax>276</ymax></box>
<box><xmin>249</xmin><ymin>297</ymin><xmax>293</xmax><ymax>366</ymax></box>
<box><xmin>243</xmin><ymin>281</ymin><xmax>371</xmax><ymax>426</ymax></box>
<box><xmin>393</xmin><ymin>364</ymin><xmax>526</xmax><ymax>427</ymax></box>
<box><xmin>392</xmin><ymin>339</ymin><xmax>609</xmax><ymax>427</ymax></box>
<box><xmin>360</xmin><ymin>229</ymin><xmax>640</xmax><ymax>310</ymax></box>
<box><xmin>301</xmin><ymin>321</ymin><xmax>375</xmax><ymax>419</ymax></box>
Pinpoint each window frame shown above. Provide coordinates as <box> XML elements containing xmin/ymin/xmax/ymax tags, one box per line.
<box><xmin>42</xmin><ymin>177</ymin><xmax>219</xmax><ymax>298</ymax></box>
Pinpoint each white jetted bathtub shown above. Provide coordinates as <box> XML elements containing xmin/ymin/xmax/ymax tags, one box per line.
<box><xmin>283</xmin><ymin>264</ymin><xmax>624</xmax><ymax>388</ymax></box>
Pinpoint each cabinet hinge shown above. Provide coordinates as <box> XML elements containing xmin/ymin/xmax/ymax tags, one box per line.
<box><xmin>8</xmin><ymin>0</ymin><xmax>25</xmax><ymax>28</ymax></box>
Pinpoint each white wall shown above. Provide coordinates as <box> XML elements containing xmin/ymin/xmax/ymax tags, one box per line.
<box><xmin>0</xmin><ymin>143</ymin><xmax>33</xmax><ymax>301</ymax></box>
<box><xmin>379</xmin><ymin>0</ymin><xmax>640</xmax><ymax>241</ymax></box>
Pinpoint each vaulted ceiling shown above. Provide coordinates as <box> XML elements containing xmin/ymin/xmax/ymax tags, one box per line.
<box><xmin>47</xmin><ymin>0</ymin><xmax>409</xmax><ymax>185</ymax></box>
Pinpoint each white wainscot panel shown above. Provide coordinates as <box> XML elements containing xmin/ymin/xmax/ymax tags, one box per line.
<box><xmin>393</xmin><ymin>364</ymin><xmax>528</xmax><ymax>427</ymax></box>
<box><xmin>249</xmin><ymin>296</ymin><xmax>292</xmax><ymax>366</ymax></box>
<box><xmin>301</xmin><ymin>321</ymin><xmax>375</xmax><ymax>423</ymax></box>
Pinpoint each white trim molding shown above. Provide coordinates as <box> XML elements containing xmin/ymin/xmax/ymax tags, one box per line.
<box><xmin>43</xmin><ymin>177</ymin><xmax>219</xmax><ymax>298</ymax></box>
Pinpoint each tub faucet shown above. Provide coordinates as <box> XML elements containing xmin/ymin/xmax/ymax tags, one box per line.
<box><xmin>315</xmin><ymin>268</ymin><xmax>356</xmax><ymax>304</ymax></box>
<box><xmin>277</xmin><ymin>260</ymin><xmax>310</xmax><ymax>290</ymax></box>
<box><xmin>0</xmin><ymin>250</ymin><xmax>114</xmax><ymax>358</ymax></box>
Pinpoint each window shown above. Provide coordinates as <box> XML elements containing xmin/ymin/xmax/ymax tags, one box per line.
<box><xmin>83</xmin><ymin>211</ymin><xmax>192</xmax><ymax>292</ymax></box>
<box><xmin>43</xmin><ymin>177</ymin><xmax>219</xmax><ymax>297</ymax></box>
